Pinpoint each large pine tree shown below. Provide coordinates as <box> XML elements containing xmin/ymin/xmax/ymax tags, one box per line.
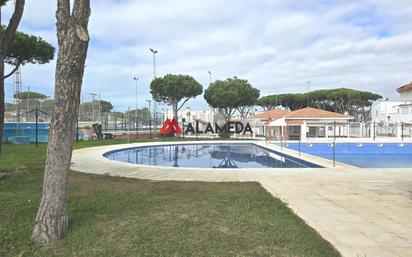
<box><xmin>32</xmin><ymin>0</ymin><xmax>91</xmax><ymax>246</ymax></box>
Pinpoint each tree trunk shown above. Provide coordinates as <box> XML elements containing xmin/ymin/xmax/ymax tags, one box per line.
<box><xmin>0</xmin><ymin>0</ymin><xmax>25</xmax><ymax>154</ymax></box>
<box><xmin>0</xmin><ymin>61</ymin><xmax>4</xmax><ymax>151</ymax></box>
<box><xmin>32</xmin><ymin>0</ymin><xmax>90</xmax><ymax>247</ymax></box>
<box><xmin>223</xmin><ymin>108</ymin><xmax>233</xmax><ymax>121</ymax></box>
<box><xmin>173</xmin><ymin>102</ymin><xmax>178</xmax><ymax>120</ymax></box>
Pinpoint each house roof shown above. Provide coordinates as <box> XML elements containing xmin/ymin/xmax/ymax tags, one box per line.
<box><xmin>248</xmin><ymin>108</ymin><xmax>290</xmax><ymax>121</ymax></box>
<box><xmin>286</xmin><ymin>120</ymin><xmax>304</xmax><ymax>125</ymax></box>
<box><xmin>396</xmin><ymin>82</ymin><xmax>412</xmax><ymax>93</ymax></box>
<box><xmin>284</xmin><ymin>107</ymin><xmax>353</xmax><ymax>119</ymax></box>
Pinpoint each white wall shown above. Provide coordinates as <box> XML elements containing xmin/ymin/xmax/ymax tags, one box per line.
<box><xmin>400</xmin><ymin>91</ymin><xmax>412</xmax><ymax>101</ymax></box>
<box><xmin>371</xmin><ymin>100</ymin><xmax>412</xmax><ymax>123</ymax></box>
<box><xmin>162</xmin><ymin>108</ymin><xmax>224</xmax><ymax>124</ymax></box>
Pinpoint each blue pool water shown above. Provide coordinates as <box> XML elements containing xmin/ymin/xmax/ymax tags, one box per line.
<box><xmin>284</xmin><ymin>143</ymin><xmax>412</xmax><ymax>168</ymax></box>
<box><xmin>104</xmin><ymin>143</ymin><xmax>322</xmax><ymax>169</ymax></box>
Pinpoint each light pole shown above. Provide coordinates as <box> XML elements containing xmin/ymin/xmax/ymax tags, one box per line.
<box><xmin>208</xmin><ymin>70</ymin><xmax>212</xmax><ymax>84</ymax></box>
<box><xmin>146</xmin><ymin>99</ymin><xmax>152</xmax><ymax>137</ymax></box>
<box><xmin>150</xmin><ymin>48</ymin><xmax>158</xmax><ymax>78</ymax></box>
<box><xmin>150</xmin><ymin>48</ymin><xmax>158</xmax><ymax>133</ymax></box>
<box><xmin>133</xmin><ymin>76</ymin><xmax>138</xmax><ymax>135</ymax></box>
<box><xmin>306</xmin><ymin>81</ymin><xmax>311</xmax><ymax>107</ymax></box>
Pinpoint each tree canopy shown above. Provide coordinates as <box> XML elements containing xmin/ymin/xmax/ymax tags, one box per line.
<box><xmin>0</xmin><ymin>0</ymin><xmax>25</xmax><ymax>153</ymax></box>
<box><xmin>257</xmin><ymin>93</ymin><xmax>306</xmax><ymax>111</ymax></box>
<box><xmin>5</xmin><ymin>102</ymin><xmax>15</xmax><ymax>111</ymax></box>
<box><xmin>14</xmin><ymin>91</ymin><xmax>47</xmax><ymax>100</ymax></box>
<box><xmin>39</xmin><ymin>99</ymin><xmax>54</xmax><ymax>113</ymax></box>
<box><xmin>1</xmin><ymin>27</ymin><xmax>55</xmax><ymax>79</ymax></box>
<box><xmin>257</xmin><ymin>88</ymin><xmax>382</xmax><ymax>119</ymax></box>
<box><xmin>80</xmin><ymin>100</ymin><xmax>113</xmax><ymax>113</ymax></box>
<box><xmin>125</xmin><ymin>107</ymin><xmax>152</xmax><ymax>125</ymax></box>
<box><xmin>204</xmin><ymin>77</ymin><xmax>260</xmax><ymax>120</ymax></box>
<box><xmin>150</xmin><ymin>74</ymin><xmax>203</xmax><ymax>119</ymax></box>
<box><xmin>125</xmin><ymin>107</ymin><xmax>149</xmax><ymax>118</ymax></box>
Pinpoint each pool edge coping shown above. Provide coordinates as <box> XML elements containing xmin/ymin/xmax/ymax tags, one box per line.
<box><xmin>102</xmin><ymin>141</ymin><xmax>325</xmax><ymax>170</ymax></box>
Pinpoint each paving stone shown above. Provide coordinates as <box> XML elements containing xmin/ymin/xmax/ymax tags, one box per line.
<box><xmin>391</xmin><ymin>246</ymin><xmax>412</xmax><ymax>257</ymax></box>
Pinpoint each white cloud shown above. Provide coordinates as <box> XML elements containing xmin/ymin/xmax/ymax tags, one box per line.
<box><xmin>3</xmin><ymin>0</ymin><xmax>412</xmax><ymax>110</ymax></box>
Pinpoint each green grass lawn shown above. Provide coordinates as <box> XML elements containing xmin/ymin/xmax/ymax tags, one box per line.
<box><xmin>0</xmin><ymin>140</ymin><xmax>340</xmax><ymax>257</ymax></box>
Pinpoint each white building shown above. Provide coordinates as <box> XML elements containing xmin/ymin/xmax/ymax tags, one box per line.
<box><xmin>248</xmin><ymin>107</ymin><xmax>354</xmax><ymax>140</ymax></box>
<box><xmin>162</xmin><ymin>107</ymin><xmax>224</xmax><ymax>124</ymax></box>
<box><xmin>371</xmin><ymin>82</ymin><xmax>412</xmax><ymax>124</ymax></box>
<box><xmin>370</xmin><ymin>82</ymin><xmax>412</xmax><ymax>138</ymax></box>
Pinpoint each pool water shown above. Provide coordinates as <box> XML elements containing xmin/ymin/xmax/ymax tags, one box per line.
<box><xmin>104</xmin><ymin>143</ymin><xmax>322</xmax><ymax>169</ymax></box>
<box><xmin>284</xmin><ymin>143</ymin><xmax>412</xmax><ymax>168</ymax></box>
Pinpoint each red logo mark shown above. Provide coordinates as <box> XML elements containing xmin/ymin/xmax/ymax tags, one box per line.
<box><xmin>160</xmin><ymin>118</ymin><xmax>182</xmax><ymax>135</ymax></box>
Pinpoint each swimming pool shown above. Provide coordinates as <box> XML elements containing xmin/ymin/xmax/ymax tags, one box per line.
<box><xmin>104</xmin><ymin>143</ymin><xmax>322</xmax><ymax>169</ymax></box>
<box><xmin>284</xmin><ymin>143</ymin><xmax>412</xmax><ymax>168</ymax></box>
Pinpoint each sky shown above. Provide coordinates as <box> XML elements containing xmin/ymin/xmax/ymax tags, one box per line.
<box><xmin>2</xmin><ymin>0</ymin><xmax>412</xmax><ymax>112</ymax></box>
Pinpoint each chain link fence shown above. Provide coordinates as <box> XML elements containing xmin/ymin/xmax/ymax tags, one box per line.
<box><xmin>5</xmin><ymin>95</ymin><xmax>412</xmax><ymax>143</ymax></box>
<box><xmin>4</xmin><ymin>95</ymin><xmax>164</xmax><ymax>143</ymax></box>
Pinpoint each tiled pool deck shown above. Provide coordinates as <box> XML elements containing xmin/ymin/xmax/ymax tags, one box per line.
<box><xmin>71</xmin><ymin>141</ymin><xmax>412</xmax><ymax>257</ymax></box>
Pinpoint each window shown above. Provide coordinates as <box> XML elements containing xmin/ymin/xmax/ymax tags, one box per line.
<box><xmin>289</xmin><ymin>126</ymin><xmax>300</xmax><ymax>133</ymax></box>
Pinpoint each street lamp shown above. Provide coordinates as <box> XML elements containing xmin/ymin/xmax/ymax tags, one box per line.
<box><xmin>208</xmin><ymin>70</ymin><xmax>212</xmax><ymax>84</ymax></box>
<box><xmin>150</xmin><ymin>48</ymin><xmax>158</xmax><ymax>133</ymax></box>
<box><xmin>146</xmin><ymin>99</ymin><xmax>152</xmax><ymax>137</ymax></box>
<box><xmin>149</xmin><ymin>48</ymin><xmax>158</xmax><ymax>79</ymax></box>
<box><xmin>133</xmin><ymin>76</ymin><xmax>138</xmax><ymax>135</ymax></box>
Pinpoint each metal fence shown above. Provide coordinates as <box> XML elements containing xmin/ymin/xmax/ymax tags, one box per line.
<box><xmin>99</xmin><ymin>111</ymin><xmax>163</xmax><ymax>132</ymax></box>
<box><xmin>262</xmin><ymin>121</ymin><xmax>412</xmax><ymax>142</ymax></box>
<box><xmin>5</xmin><ymin>94</ymin><xmax>412</xmax><ymax>142</ymax></box>
<box><xmin>4</xmin><ymin>96</ymin><xmax>165</xmax><ymax>143</ymax></box>
<box><xmin>364</xmin><ymin>122</ymin><xmax>411</xmax><ymax>140</ymax></box>
<box><xmin>309</xmin><ymin>122</ymin><xmax>412</xmax><ymax>140</ymax></box>
<box><xmin>5</xmin><ymin>100</ymin><xmax>163</xmax><ymax>132</ymax></box>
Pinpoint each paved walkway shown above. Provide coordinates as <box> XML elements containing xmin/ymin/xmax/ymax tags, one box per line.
<box><xmin>71</xmin><ymin>141</ymin><xmax>412</xmax><ymax>257</ymax></box>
